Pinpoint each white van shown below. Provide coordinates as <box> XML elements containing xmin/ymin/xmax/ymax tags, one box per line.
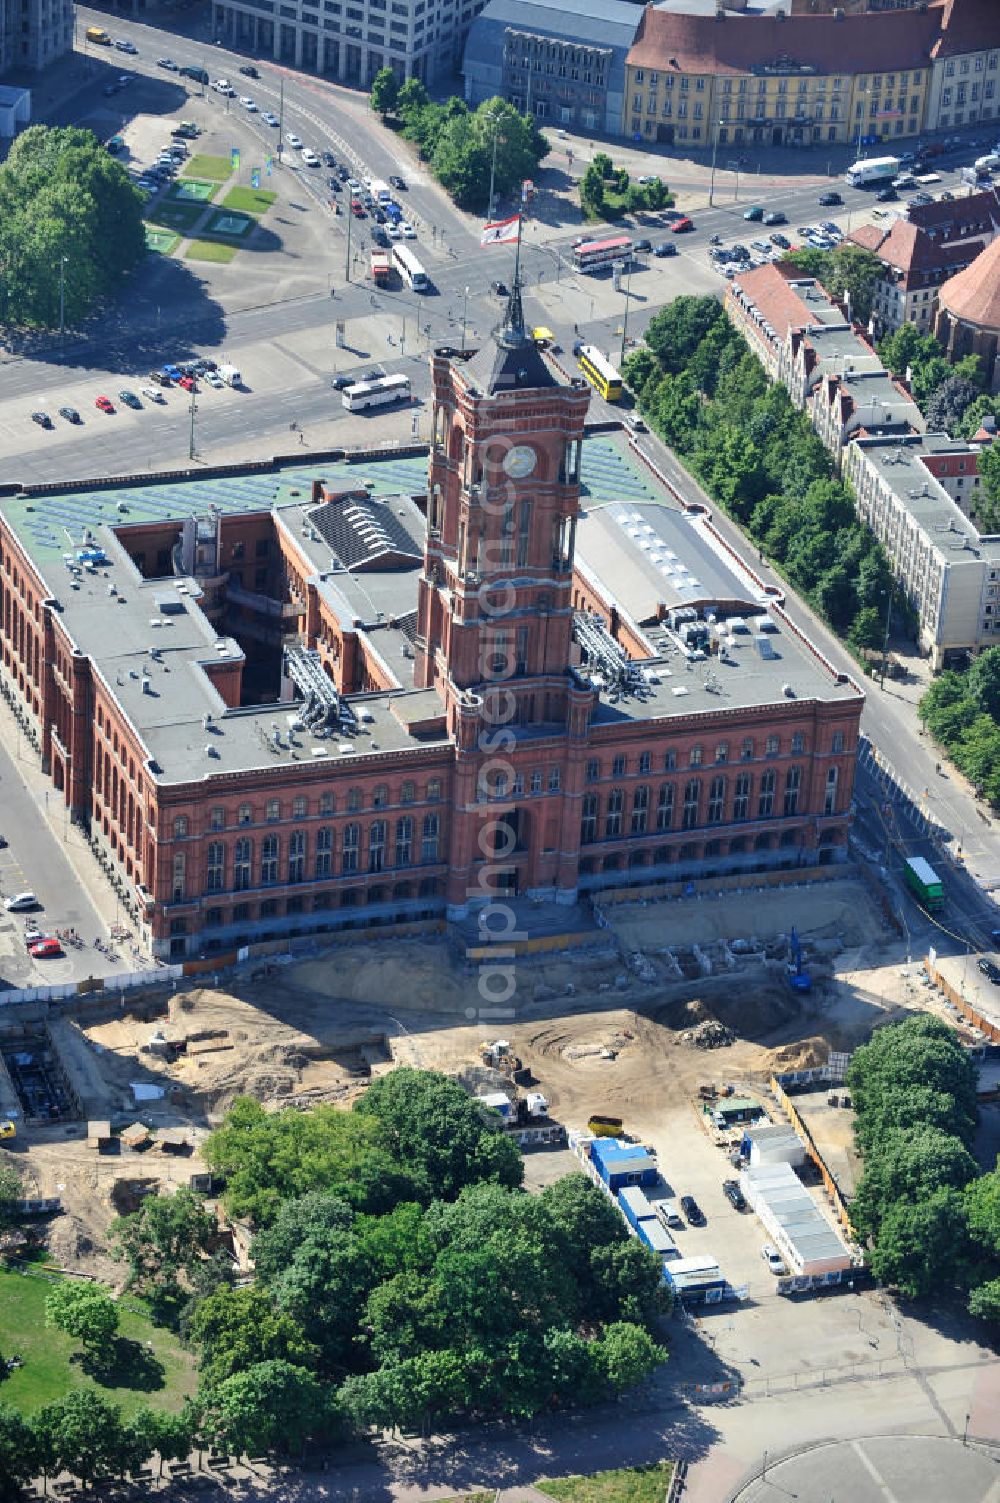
<box><xmin>219</xmin><ymin>365</ymin><xmax>242</xmax><ymax>388</ymax></box>
<box><xmin>656</xmin><ymin>1198</ymin><xmax>684</xmax><ymax>1231</ymax></box>
<box><xmin>975</xmin><ymin>153</ymin><xmax>1000</xmax><ymax>172</ymax></box>
<box><xmin>4</xmin><ymin>892</ymin><xmax>38</xmax><ymax>911</ymax></box>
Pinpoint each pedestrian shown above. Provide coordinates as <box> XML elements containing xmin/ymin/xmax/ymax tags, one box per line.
<box><xmin>299</xmin><ymin>430</ymin><xmax>305</xmax><ymax>445</ymax></box>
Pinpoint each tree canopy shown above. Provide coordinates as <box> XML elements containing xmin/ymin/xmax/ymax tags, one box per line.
<box><xmin>783</xmin><ymin>242</ymin><xmax>883</xmax><ymax>323</ymax></box>
<box><xmin>0</xmin><ymin>125</ymin><xmax>146</xmax><ymax>328</ymax></box>
<box><xmin>393</xmin><ymin>93</ymin><xmax>546</xmax><ymax>213</ymax></box>
<box><xmin>919</xmin><ymin>646</ymin><xmax>1000</xmax><ymax>809</ymax></box>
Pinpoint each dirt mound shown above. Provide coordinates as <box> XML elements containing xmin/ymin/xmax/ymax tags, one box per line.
<box><xmin>768</xmin><ymin>1037</ymin><xmax>830</xmax><ymax>1071</ymax></box>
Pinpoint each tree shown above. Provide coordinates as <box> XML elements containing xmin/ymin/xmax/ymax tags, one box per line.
<box><xmin>202</xmin><ymin>1361</ymin><xmax>327</xmax><ymax>1456</ymax></box>
<box><xmin>356</xmin><ymin>1069</ymin><xmax>523</xmax><ymax>1201</ymax></box>
<box><xmin>44</xmin><ymin>1281</ymin><xmax>119</xmax><ymax>1358</ymax></box>
<box><xmin>0</xmin><ymin>126</ymin><xmax>145</xmax><ymax>328</ymax></box>
<box><xmin>868</xmin><ymin>1187</ymin><xmax>971</xmax><ymax>1299</ymax></box>
<box><xmin>851</xmin><ymin>1126</ymin><xmax>978</xmax><ymax>1240</ymax></box>
<box><xmin>188</xmin><ymin>1287</ymin><xmax>319</xmax><ymax>1386</ymax></box>
<box><xmin>0</xmin><ymin>1404</ymin><xmax>39</xmax><ymax>1500</ymax></box>
<box><xmin>110</xmin><ymin>1187</ymin><xmax>215</xmax><ymax>1324</ymax></box>
<box><xmin>847</xmin><ymin>1015</ymin><xmax>978</xmax><ymax>1145</ymax></box>
<box><xmin>967</xmin><ymin>646</ymin><xmax>1000</xmax><ymax>720</ymax></box>
<box><xmin>594</xmin><ymin>1321</ymin><xmax>665</xmax><ymax>1392</ymax></box>
<box><xmin>251</xmin><ymin>1191</ymin><xmax>354</xmax><ymax>1283</ymax></box>
<box><xmin>644</xmin><ymin>295</ymin><xmax>727</xmax><ymax>375</ymax></box>
<box><xmin>956</xmin><ymin>393</ymin><xmax>1000</xmax><ymax>441</ymax></box>
<box><xmin>0</xmin><ymin>1162</ymin><xmax>22</xmax><ymax>1232</ymax></box>
<box><xmin>926</xmin><ymin>373</ymin><xmax>981</xmax><ymax>434</ymax></box>
<box><xmin>849</xmin><ymin>605</ymin><xmax>884</xmax><ymax>652</ymax></box>
<box><xmin>977</xmin><ymin>443</ymin><xmax>1000</xmax><ymax>526</ymax></box>
<box><xmin>396</xmin><ymin>78</ymin><xmax>429</xmax><ymax>120</ymax></box>
<box><xmin>369</xmin><ymin>67</ymin><xmax>399</xmax><ymax>119</ymax></box>
<box><xmin>34</xmin><ymin>1391</ymin><xmax>125</xmax><ymax>1488</ymax></box>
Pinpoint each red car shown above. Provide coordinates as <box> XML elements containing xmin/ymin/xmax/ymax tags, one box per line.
<box><xmin>178</xmin><ymin>375</ymin><xmax>197</xmax><ymax>392</ymax></box>
<box><xmin>351</xmin><ymin>200</ymin><xmax>366</xmax><ymax>218</ymax></box>
<box><xmin>95</xmin><ymin>395</ymin><xmax>115</xmax><ymax>412</ymax></box>
<box><xmin>671</xmin><ymin>216</ymin><xmax>694</xmax><ymax>233</ymax></box>
<box><xmin>30</xmin><ymin>937</ymin><xmax>62</xmax><ymax>958</ymax></box>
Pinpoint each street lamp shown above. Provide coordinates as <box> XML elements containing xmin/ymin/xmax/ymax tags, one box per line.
<box><xmin>58</xmin><ymin>255</ymin><xmax>68</xmax><ymax>339</ymax></box>
<box><xmin>460</xmin><ymin>286</ymin><xmax>470</xmax><ymax>352</ymax></box>
<box><xmin>618</xmin><ymin>258</ymin><xmax>633</xmax><ymax>370</ymax></box>
<box><xmin>708</xmin><ymin>119</ymin><xmax>727</xmax><ymax>207</ymax></box>
<box><xmin>485</xmin><ymin>106</ymin><xmax>507</xmax><ymax>221</ymax></box>
<box><xmin>879</xmin><ymin>584</ymin><xmax>895</xmax><ymax>687</ymax></box>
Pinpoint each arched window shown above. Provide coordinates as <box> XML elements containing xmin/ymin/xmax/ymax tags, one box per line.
<box><xmin>288</xmin><ymin>829</ymin><xmax>306</xmax><ymax>883</ymax></box>
<box><xmin>395</xmin><ymin>816</ymin><xmax>413</xmax><ymax>866</ymax></box>
<box><xmin>234</xmin><ymin>838</ymin><xmax>252</xmax><ymax>890</ymax></box>
<box><xmin>261</xmin><ymin>834</ymin><xmax>279</xmax><ymax>885</ymax></box>
<box><xmin>369</xmin><ymin>820</ymin><xmax>387</xmax><ymax>873</ymax></box>
<box><xmin>421</xmin><ymin>813</ymin><xmax>440</xmax><ymax>862</ymax></box>
<box><xmin>343</xmin><ymin>824</ymin><xmax>360</xmax><ymax>873</ymax></box>
<box><xmin>315</xmin><ymin>827</ymin><xmax>334</xmax><ymax>877</ymax></box>
<box><xmin>206</xmin><ymin>842</ymin><xmax>224</xmax><ymax>893</ymax></box>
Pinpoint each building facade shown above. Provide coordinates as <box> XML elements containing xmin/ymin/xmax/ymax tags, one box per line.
<box><xmin>0</xmin><ymin>293</ymin><xmax>863</xmax><ymax>960</ymax></box>
<box><xmin>0</xmin><ymin>0</ymin><xmax>72</xmax><ymax>75</ymax></box>
<box><xmin>211</xmin><ymin>0</ymin><xmax>483</xmax><ymax>84</ymax></box>
<box><xmin>463</xmin><ymin>0</ymin><xmax>641</xmax><ymax>134</ymax></box>
<box><xmin>623</xmin><ymin>4</ymin><xmax>935</xmax><ymax>148</ymax></box>
<box><xmin>925</xmin><ymin>0</ymin><xmax>1000</xmax><ymax>133</ymax></box>
<box><xmin>934</xmin><ymin>235</ymin><xmax>1000</xmax><ymax>392</ymax></box>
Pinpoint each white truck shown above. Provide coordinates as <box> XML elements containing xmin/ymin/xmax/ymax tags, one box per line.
<box><xmin>846</xmin><ymin>155</ymin><xmax>901</xmax><ymax>188</ymax></box>
<box><xmin>219</xmin><ymin>364</ymin><xmax>242</xmax><ymax>388</ymax></box>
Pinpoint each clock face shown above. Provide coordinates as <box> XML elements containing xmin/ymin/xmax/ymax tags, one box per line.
<box><xmin>503</xmin><ymin>445</ymin><xmax>536</xmax><ymax>479</ymax></box>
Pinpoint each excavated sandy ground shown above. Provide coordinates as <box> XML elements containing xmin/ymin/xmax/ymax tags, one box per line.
<box><xmin>4</xmin><ymin>876</ymin><xmax>939</xmax><ymax>1279</ymax></box>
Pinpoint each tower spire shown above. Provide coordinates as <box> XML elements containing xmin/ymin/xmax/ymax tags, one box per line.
<box><xmin>496</xmin><ymin>215</ymin><xmax>532</xmax><ymax>351</ymax></box>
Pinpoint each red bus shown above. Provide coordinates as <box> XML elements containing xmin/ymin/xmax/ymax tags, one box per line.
<box><xmin>572</xmin><ymin>234</ymin><xmax>632</xmax><ymax>274</ymax></box>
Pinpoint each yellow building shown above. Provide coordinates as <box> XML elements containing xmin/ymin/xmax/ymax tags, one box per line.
<box><xmin>624</xmin><ymin>5</ymin><xmax>937</xmax><ymax>149</ymax></box>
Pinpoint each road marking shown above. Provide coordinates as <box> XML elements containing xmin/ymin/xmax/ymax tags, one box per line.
<box><xmin>850</xmin><ymin>1440</ymin><xmax>902</xmax><ymax>1503</ymax></box>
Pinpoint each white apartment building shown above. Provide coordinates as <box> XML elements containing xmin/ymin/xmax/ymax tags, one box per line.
<box><xmin>925</xmin><ymin>0</ymin><xmax>1000</xmax><ymax>133</ymax></box>
<box><xmin>212</xmin><ymin>0</ymin><xmax>484</xmax><ymax>83</ymax></box>
<box><xmin>0</xmin><ymin>0</ymin><xmax>72</xmax><ymax>76</ymax></box>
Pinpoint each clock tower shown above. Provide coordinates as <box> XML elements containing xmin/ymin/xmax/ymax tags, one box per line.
<box><xmin>415</xmin><ymin>280</ymin><xmax>591</xmax><ymax>726</ymax></box>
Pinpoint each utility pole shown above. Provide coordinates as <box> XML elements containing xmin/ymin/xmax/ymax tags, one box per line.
<box><xmin>58</xmin><ymin>255</ymin><xmax>68</xmax><ymax>340</ymax></box>
<box><xmin>460</xmin><ymin>285</ymin><xmax>469</xmax><ymax>352</ymax></box>
<box><xmin>487</xmin><ymin>107</ymin><xmax>505</xmax><ymax>221</ymax></box>
<box><xmin>709</xmin><ymin>119</ymin><xmax>723</xmax><ymax>206</ymax></box>
<box><xmin>879</xmin><ymin>586</ymin><xmax>894</xmax><ymax>687</ymax></box>
<box><xmin>277</xmin><ymin>76</ymin><xmax>284</xmax><ymax>162</ymax></box>
<box><xmin>345</xmin><ymin>200</ymin><xmax>353</xmax><ymax>282</ymax></box>
<box><xmin>618</xmin><ymin>259</ymin><xmax>633</xmax><ymax>370</ymax></box>
<box><xmin>188</xmin><ymin>383</ymin><xmax>198</xmax><ymax>461</ymax></box>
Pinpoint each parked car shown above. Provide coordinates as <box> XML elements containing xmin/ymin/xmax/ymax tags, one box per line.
<box><xmin>632</xmin><ymin>238</ymin><xmax>652</xmax><ymax>253</ymax></box>
<box><xmin>770</xmin><ymin>232</ymin><xmax>790</xmax><ymax>249</ymax></box>
<box><xmin>623</xmin><ymin>412</ymin><xmax>647</xmax><ymax>433</ymax></box>
<box><xmin>876</xmin><ymin>187</ymin><xmax>897</xmax><ymax>202</ymax></box>
<box><xmin>389</xmin><ymin>174</ymin><xmax>407</xmax><ymax>190</ymax></box>
<box><xmin>95</xmin><ymin>395</ymin><xmax>115</xmax><ymax>413</ymax></box>
<box><xmin>654</xmin><ymin>241</ymin><xmax>677</xmax><ymax>257</ymax></box>
<box><xmin>979</xmin><ymin>958</ymin><xmax>1000</xmax><ymax>984</ymax></box>
<box><xmin>157</xmin><ymin>56</ymin><xmax>178</xmax><ymax>70</ymax></box>
<box><xmin>4</xmin><ymin>892</ymin><xmax>38</xmax><ymax>911</ymax></box>
<box><xmin>118</xmin><ymin>389</ymin><xmax>142</xmax><ymax>409</ymax></box>
<box><xmin>332</xmin><ymin>374</ymin><xmax>355</xmax><ymax>390</ymax></box>
<box><xmin>30</xmin><ymin>411</ymin><xmax>53</xmax><ymax>429</ymax></box>
<box><xmin>680</xmin><ymin>1195</ymin><xmax>705</xmax><ymax>1226</ymax></box>
<box><xmin>723</xmin><ymin>1179</ymin><xmax>747</xmax><ymax>1211</ymax></box>
<box><xmin>819</xmin><ymin>191</ymin><xmax>842</xmax><ymax>206</ymax></box>
<box><xmin>178</xmin><ymin>375</ymin><xmax>197</xmax><ymax>392</ymax></box>
<box><xmin>671</xmin><ymin>216</ymin><xmax>693</xmax><ymax>233</ymax></box>
<box><xmin>238</xmin><ymin>64</ymin><xmax>260</xmax><ymax>78</ymax></box>
<box><xmin>58</xmin><ymin>406</ymin><xmax>81</xmax><ymax>423</ymax></box>
<box><xmin>763</xmin><ymin>211</ymin><xmax>786</xmax><ymax>225</ymax></box>
<box><xmin>401</xmin><ymin>221</ymin><xmax>416</xmax><ymax>238</ymax></box>
<box><xmin>285</xmin><ymin>132</ymin><xmax>303</xmax><ymax>149</ymax></box>
<box><xmin>262</xmin><ymin>112</ymin><xmax>279</xmax><ymax>127</ymax></box>
<box><xmin>761</xmin><ymin>1242</ymin><xmax>786</xmax><ymax>1274</ymax></box>
<box><xmin>30</xmin><ymin>938</ymin><xmax>62</xmax><ymax>959</ymax></box>
<box><xmin>743</xmin><ymin>204</ymin><xmax>765</xmax><ymax>221</ymax></box>
<box><xmin>141</xmin><ymin>386</ymin><xmax>166</xmax><ymax>403</ymax></box>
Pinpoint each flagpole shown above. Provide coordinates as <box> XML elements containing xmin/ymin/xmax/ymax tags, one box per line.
<box><xmin>513</xmin><ymin>211</ymin><xmax>522</xmax><ymax>291</ymax></box>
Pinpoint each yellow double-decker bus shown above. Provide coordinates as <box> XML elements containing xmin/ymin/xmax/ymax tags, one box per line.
<box><xmin>576</xmin><ymin>344</ymin><xmax>623</xmax><ymax>403</ymax></box>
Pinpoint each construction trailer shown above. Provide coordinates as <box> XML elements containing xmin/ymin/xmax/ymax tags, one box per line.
<box><xmin>741</xmin><ymin>1123</ymin><xmax>806</xmax><ymax>1169</ymax></box>
<box><xmin>663</xmin><ymin>1255</ymin><xmax>729</xmax><ymax>1306</ymax></box>
<box><xmin>589</xmin><ymin>1137</ymin><xmax>658</xmax><ymax>1192</ymax></box>
<box><xmin>711</xmin><ymin>1097</ymin><xmax>766</xmax><ymax>1131</ymax></box>
<box><xmin>739</xmin><ymin>1162</ymin><xmax>852</xmax><ymax>1277</ymax></box>
<box><xmin>617</xmin><ymin>1185</ymin><xmax>680</xmax><ymax>1261</ymax></box>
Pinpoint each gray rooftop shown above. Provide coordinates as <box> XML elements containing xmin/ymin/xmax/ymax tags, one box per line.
<box><xmin>463</xmin><ymin>0</ymin><xmax>644</xmax><ymax>54</ymax></box>
<box><xmin>744</xmin><ymin>1162</ymin><xmax>850</xmax><ymax>1269</ymax></box>
<box><xmin>852</xmin><ymin>430</ymin><xmax>1000</xmax><ymax>560</ymax></box>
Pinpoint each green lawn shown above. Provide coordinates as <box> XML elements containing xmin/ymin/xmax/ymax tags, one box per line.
<box><xmin>144</xmin><ymin>227</ymin><xmax>180</xmax><ymax>255</ymax></box>
<box><xmin>183</xmin><ymin>154</ymin><xmax>233</xmax><ymax>182</ymax></box>
<box><xmin>538</xmin><ymin>1464</ymin><xmax>674</xmax><ymax>1503</ymax></box>
<box><xmin>222</xmin><ymin>185</ymin><xmax>277</xmax><ymax>215</ymax></box>
<box><xmin>0</xmin><ymin>1267</ymin><xmax>196</xmax><ymax>1416</ymax></box>
<box><xmin>147</xmin><ymin>200</ymin><xmax>205</xmax><ymax>233</ymax></box>
<box><xmin>185</xmin><ymin>239</ymin><xmax>239</xmax><ymax>263</ymax></box>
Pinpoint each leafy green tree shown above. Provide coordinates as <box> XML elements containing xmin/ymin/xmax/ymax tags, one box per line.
<box><xmin>622</xmin><ymin>346</ymin><xmax>657</xmax><ymax>400</ymax></box>
<box><xmin>851</xmin><ymin>1126</ymin><xmax>978</xmax><ymax>1240</ymax></box>
<box><xmin>369</xmin><ymin>67</ymin><xmax>399</xmax><ymax>119</ymax></box>
<box><xmin>977</xmin><ymin>443</ymin><xmax>1000</xmax><ymax>528</ymax></box>
<box><xmin>968</xmin><ymin>646</ymin><xmax>1000</xmax><ymax>720</ymax></box>
<box><xmin>0</xmin><ymin>1162</ymin><xmax>22</xmax><ymax>1231</ymax></box>
<box><xmin>202</xmin><ymin>1361</ymin><xmax>327</xmax><ymax>1456</ymax></box>
<box><xmin>854</xmin><ymin>1082</ymin><xmax>974</xmax><ymax>1155</ymax></box>
<box><xmin>926</xmin><ymin>374</ymin><xmax>981</xmax><ymax>434</ymax></box>
<box><xmin>204</xmin><ymin>1096</ymin><xmax>415</xmax><ymax>1225</ymax></box>
<box><xmin>878</xmin><ymin>323</ymin><xmax>939</xmax><ymax>381</ymax></box>
<box><xmin>0</xmin><ymin>1403</ymin><xmax>39</xmax><ymax>1499</ymax></box>
<box><xmin>397</xmin><ymin>77</ymin><xmax>429</xmax><ymax>119</ymax></box>
<box><xmin>592</xmin><ymin>151</ymin><xmax>613</xmax><ymax>178</ymax></box>
<box><xmin>44</xmin><ymin>1280</ymin><xmax>119</xmax><ymax>1357</ymax></box>
<box><xmin>868</xmin><ymin>1187</ymin><xmax>971</xmax><ymax>1299</ymax></box>
<box><xmin>34</xmin><ymin>1391</ymin><xmax>125</xmax><ymax>1488</ymax></box>
<box><xmin>271</xmin><ymin>1226</ymin><xmax>376</xmax><ymax>1363</ymax></box>
<box><xmin>968</xmin><ymin>1278</ymin><xmax>1000</xmax><ymax>1321</ymax></box>
<box><xmin>188</xmin><ymin>1287</ymin><xmax>319</xmax><ymax>1386</ymax></box>
<box><xmin>847</xmin><ymin>1015</ymin><xmax>978</xmax><ymax>1145</ymax></box>
<box><xmin>956</xmin><ymin>393</ymin><xmax>1000</xmax><ymax>440</ymax></box>
<box><xmin>849</xmin><ymin>605</ymin><xmax>884</xmax><ymax>652</ymax></box>
<box><xmin>251</xmin><ymin>1192</ymin><xmax>354</xmax><ymax>1282</ymax></box>
<box><xmin>356</xmin><ymin>1069</ymin><xmax>523</xmax><ymax>1201</ymax></box>
<box><xmin>645</xmin><ymin>295</ymin><xmax>727</xmax><ymax>375</ymax></box>
<box><xmin>588</xmin><ymin>1238</ymin><xmax>673</xmax><ymax>1327</ymax></box>
<box><xmin>594</xmin><ymin>1321</ymin><xmax>665</xmax><ymax>1391</ymax></box>
<box><xmin>110</xmin><ymin>1187</ymin><xmax>215</xmax><ymax>1324</ymax></box>
<box><xmin>580</xmin><ymin>162</ymin><xmax>605</xmax><ymax>218</ymax></box>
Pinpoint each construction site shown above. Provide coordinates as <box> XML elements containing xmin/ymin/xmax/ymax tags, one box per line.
<box><xmin>0</xmin><ymin>871</ymin><xmax>952</xmax><ymax>1286</ymax></box>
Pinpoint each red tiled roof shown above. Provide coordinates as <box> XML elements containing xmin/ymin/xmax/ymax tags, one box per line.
<box><xmin>846</xmin><ymin>219</ymin><xmax>984</xmax><ymax>286</ymax></box>
<box><xmin>628</xmin><ymin>5</ymin><xmax>942</xmax><ymax>76</ymax></box>
<box><xmin>727</xmin><ymin>263</ymin><xmax>829</xmax><ymax>340</ymax></box>
<box><xmin>930</xmin><ymin>0</ymin><xmax>1000</xmax><ymax>60</ymax></box>
<box><xmin>938</xmin><ymin>237</ymin><xmax>1000</xmax><ymax>331</ymax></box>
<box><xmin>905</xmin><ymin>188</ymin><xmax>1000</xmax><ymax>240</ymax></box>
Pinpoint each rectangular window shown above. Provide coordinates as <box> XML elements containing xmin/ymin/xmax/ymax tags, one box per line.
<box><xmin>758</xmin><ymin>769</ymin><xmax>775</xmax><ymax>818</ymax></box>
<box><xmin>206</xmin><ymin>842</ymin><xmax>224</xmax><ymax>893</ymax></box>
<box><xmin>824</xmin><ymin>767</ymin><xmax>838</xmax><ymax>816</ymax></box>
<box><xmin>531</xmin><ymin>771</ymin><xmax>542</xmax><ymax>794</ymax></box>
<box><xmin>664</xmin><ymin>749</ymin><xmax>677</xmax><ymax>771</ymax></box>
<box><xmin>581</xmin><ymin>793</ymin><xmax>598</xmax><ymax>844</ymax></box>
<box><xmin>172</xmin><ymin>852</ymin><xmax>185</xmax><ymax>903</ymax></box>
<box><xmin>783</xmin><ymin>766</ymin><xmax>802</xmax><ymax>816</ymax></box>
<box><xmin>631</xmin><ymin>785</ymin><xmax>649</xmax><ymax>835</ymax></box>
<box><xmin>765</xmin><ymin>736</ymin><xmax>779</xmax><ymax>757</ymax></box>
<box><xmin>369</xmin><ymin>820</ymin><xmax>386</xmax><ymax>873</ymax></box>
<box><xmin>715</xmin><ymin>742</ymin><xmax>728</xmax><ymax>764</ymax></box>
<box><xmin>421</xmin><ymin>813</ymin><xmax>440</xmax><ymax>862</ymax></box>
<box><xmin>548</xmin><ymin>768</ymin><xmax>560</xmax><ymax>792</ymax></box>
<box><xmin>682</xmin><ymin>779</ymin><xmax>700</xmax><ymax>830</ymax></box>
<box><xmin>638</xmin><ymin>751</ymin><xmax>651</xmax><ymax>774</ymax></box>
<box><xmin>707</xmin><ymin>775</ymin><xmax>725</xmax><ymax>824</ymax></box>
<box><xmin>234</xmin><ymin>838</ymin><xmax>251</xmax><ymax>891</ymax></box>
<box><xmin>689</xmin><ymin>746</ymin><xmax>702</xmax><ymax>767</ymax></box>
<box><xmin>791</xmin><ymin>732</ymin><xmax>805</xmax><ymax>754</ymax></box>
<box><xmin>266</xmin><ymin>799</ymin><xmax>280</xmax><ymax>823</ymax></box>
<box><xmin>395</xmin><ymin>816</ymin><xmax>413</xmax><ymax>867</ymax></box>
<box><xmin>210</xmin><ymin>807</ymin><xmax>225</xmax><ymax>832</ymax></box>
<box><xmin>733</xmin><ymin>772</ymin><xmax>751</xmax><ymax>821</ymax></box>
<box><xmin>656</xmin><ymin>783</ymin><xmax>674</xmax><ymax>831</ymax></box>
<box><xmin>586</xmin><ymin>758</ymin><xmax>600</xmax><ymax>783</ymax></box>
<box><xmin>605</xmin><ymin>788</ymin><xmax>624</xmax><ymax>838</ymax></box>
<box><xmin>342</xmin><ymin>824</ymin><xmax>359</xmax><ymax>873</ymax></box>
<box><xmin>832</xmin><ymin>731</ymin><xmax>845</xmax><ymax>754</ymax></box>
<box><xmin>315</xmin><ymin>827</ymin><xmax>333</xmax><ymax>877</ymax></box>
<box><xmin>612</xmin><ymin>755</ymin><xmax>626</xmax><ymax>777</ymax></box>
<box><xmin>261</xmin><ymin>834</ymin><xmax>278</xmax><ymax>885</ymax></box>
<box><xmin>288</xmin><ymin>830</ymin><xmax>306</xmax><ymax>883</ymax></box>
